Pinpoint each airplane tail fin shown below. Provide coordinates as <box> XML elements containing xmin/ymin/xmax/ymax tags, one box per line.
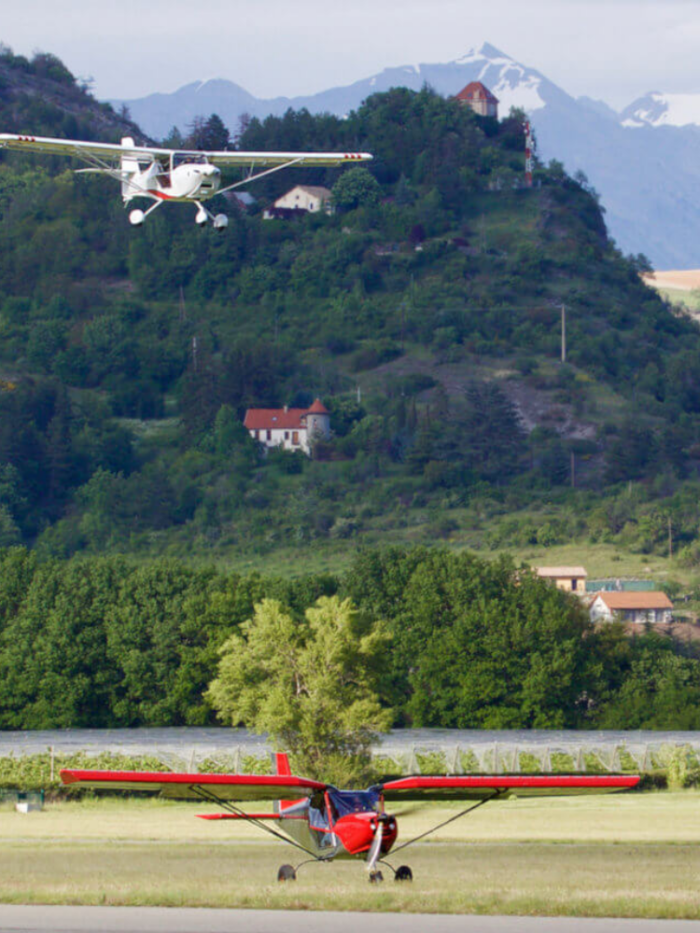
<box><xmin>274</xmin><ymin>752</ymin><xmax>291</xmax><ymax>777</ymax></box>
<box><xmin>120</xmin><ymin>137</ymin><xmax>139</xmax><ymax>201</ymax></box>
<box><xmin>273</xmin><ymin>752</ymin><xmax>296</xmax><ymax>814</ymax></box>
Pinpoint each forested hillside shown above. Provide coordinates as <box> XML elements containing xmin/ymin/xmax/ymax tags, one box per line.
<box><xmin>1</xmin><ymin>49</ymin><xmax>700</xmax><ymax>575</ymax></box>
<box><xmin>2</xmin><ymin>546</ymin><xmax>699</xmax><ymax>730</ymax></box>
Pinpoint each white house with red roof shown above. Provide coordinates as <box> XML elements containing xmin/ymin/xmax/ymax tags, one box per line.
<box><xmin>454</xmin><ymin>81</ymin><xmax>499</xmax><ymax>118</ymax></box>
<box><xmin>243</xmin><ymin>399</ymin><xmax>331</xmax><ymax>456</ymax></box>
<box><xmin>589</xmin><ymin>591</ymin><xmax>674</xmax><ymax>625</ymax></box>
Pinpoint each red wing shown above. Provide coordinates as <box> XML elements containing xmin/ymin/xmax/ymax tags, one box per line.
<box><xmin>59</xmin><ymin>769</ymin><xmax>327</xmax><ymax>801</ymax></box>
<box><xmin>379</xmin><ymin>774</ymin><xmax>639</xmax><ymax>801</ymax></box>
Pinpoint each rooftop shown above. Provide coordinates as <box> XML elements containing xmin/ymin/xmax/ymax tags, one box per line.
<box><xmin>536</xmin><ymin>566</ymin><xmax>588</xmax><ymax>578</ymax></box>
<box><xmin>595</xmin><ymin>592</ymin><xmax>673</xmax><ymax>610</ymax></box>
<box><xmin>454</xmin><ymin>81</ymin><xmax>499</xmax><ymax>104</ymax></box>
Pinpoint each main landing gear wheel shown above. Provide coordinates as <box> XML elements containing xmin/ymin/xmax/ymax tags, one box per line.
<box><xmin>129</xmin><ymin>209</ymin><xmax>145</xmax><ymax>226</ymax></box>
<box><xmin>277</xmin><ymin>863</ymin><xmax>296</xmax><ymax>882</ymax></box>
<box><xmin>368</xmin><ymin>870</ymin><xmax>384</xmax><ymax>884</ymax></box>
<box><xmin>394</xmin><ymin>865</ymin><xmax>413</xmax><ymax>882</ymax></box>
<box><xmin>195</xmin><ymin>207</ymin><xmax>209</xmax><ymax>226</ymax></box>
<box><xmin>213</xmin><ymin>213</ymin><xmax>228</xmax><ymax>230</ymax></box>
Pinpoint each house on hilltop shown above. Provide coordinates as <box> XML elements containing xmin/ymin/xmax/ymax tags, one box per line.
<box><xmin>454</xmin><ymin>81</ymin><xmax>499</xmax><ymax>118</ymax></box>
<box><xmin>535</xmin><ymin>566</ymin><xmax>588</xmax><ymax>595</ymax></box>
<box><xmin>263</xmin><ymin>185</ymin><xmax>333</xmax><ymax>219</ymax></box>
<box><xmin>244</xmin><ymin>399</ymin><xmax>331</xmax><ymax>456</ymax></box>
<box><xmin>589</xmin><ymin>591</ymin><xmax>674</xmax><ymax>625</ymax></box>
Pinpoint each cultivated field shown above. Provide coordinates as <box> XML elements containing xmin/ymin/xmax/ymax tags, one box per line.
<box><xmin>642</xmin><ymin>270</ymin><xmax>700</xmax><ymax>292</ymax></box>
<box><xmin>1</xmin><ymin>793</ymin><xmax>700</xmax><ymax>917</ymax></box>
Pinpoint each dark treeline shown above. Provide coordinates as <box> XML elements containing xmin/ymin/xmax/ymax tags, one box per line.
<box><xmin>1</xmin><ymin>545</ymin><xmax>699</xmax><ymax>731</ymax></box>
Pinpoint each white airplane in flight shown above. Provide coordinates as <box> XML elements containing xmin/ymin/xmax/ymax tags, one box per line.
<box><xmin>0</xmin><ymin>133</ymin><xmax>372</xmax><ymax>228</ymax></box>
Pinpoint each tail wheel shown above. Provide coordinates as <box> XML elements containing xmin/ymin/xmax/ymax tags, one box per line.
<box><xmin>368</xmin><ymin>870</ymin><xmax>384</xmax><ymax>884</ymax></box>
<box><xmin>277</xmin><ymin>863</ymin><xmax>296</xmax><ymax>882</ymax></box>
<box><xmin>395</xmin><ymin>865</ymin><xmax>413</xmax><ymax>882</ymax></box>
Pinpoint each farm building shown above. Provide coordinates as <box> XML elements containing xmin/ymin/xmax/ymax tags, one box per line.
<box><xmin>589</xmin><ymin>591</ymin><xmax>674</xmax><ymax>625</ymax></box>
<box><xmin>454</xmin><ymin>81</ymin><xmax>499</xmax><ymax>118</ymax></box>
<box><xmin>535</xmin><ymin>566</ymin><xmax>588</xmax><ymax>595</ymax></box>
<box><xmin>263</xmin><ymin>185</ymin><xmax>333</xmax><ymax>219</ymax></box>
<box><xmin>244</xmin><ymin>399</ymin><xmax>331</xmax><ymax>456</ymax></box>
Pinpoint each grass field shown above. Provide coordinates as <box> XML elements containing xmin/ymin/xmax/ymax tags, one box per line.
<box><xmin>1</xmin><ymin>793</ymin><xmax>700</xmax><ymax>917</ymax></box>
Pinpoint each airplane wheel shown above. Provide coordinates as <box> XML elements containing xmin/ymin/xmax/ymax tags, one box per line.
<box><xmin>195</xmin><ymin>208</ymin><xmax>208</xmax><ymax>226</ymax></box>
<box><xmin>129</xmin><ymin>209</ymin><xmax>145</xmax><ymax>226</ymax></box>
<box><xmin>213</xmin><ymin>213</ymin><xmax>229</xmax><ymax>230</ymax></box>
<box><xmin>369</xmin><ymin>870</ymin><xmax>384</xmax><ymax>884</ymax></box>
<box><xmin>395</xmin><ymin>865</ymin><xmax>413</xmax><ymax>882</ymax></box>
<box><xmin>277</xmin><ymin>864</ymin><xmax>296</xmax><ymax>882</ymax></box>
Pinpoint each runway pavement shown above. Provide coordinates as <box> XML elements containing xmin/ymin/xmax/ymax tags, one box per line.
<box><xmin>0</xmin><ymin>907</ymin><xmax>699</xmax><ymax>933</ymax></box>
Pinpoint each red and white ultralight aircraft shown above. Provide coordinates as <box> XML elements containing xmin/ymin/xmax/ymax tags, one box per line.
<box><xmin>0</xmin><ymin>132</ymin><xmax>372</xmax><ymax>228</ymax></box>
<box><xmin>61</xmin><ymin>753</ymin><xmax>639</xmax><ymax>883</ymax></box>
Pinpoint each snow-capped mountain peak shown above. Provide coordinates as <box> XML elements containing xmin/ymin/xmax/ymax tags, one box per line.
<box><xmin>620</xmin><ymin>91</ymin><xmax>700</xmax><ymax>128</ymax></box>
<box><xmin>450</xmin><ymin>43</ymin><xmax>546</xmax><ymax>114</ymax></box>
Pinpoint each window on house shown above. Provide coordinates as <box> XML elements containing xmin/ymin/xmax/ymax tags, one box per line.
<box><xmin>284</xmin><ymin>431</ymin><xmax>289</xmax><ymax>440</ymax></box>
<box><xmin>292</xmin><ymin>431</ymin><xmax>299</xmax><ymax>446</ymax></box>
<box><xmin>571</xmin><ymin>579</ymin><xmax>578</xmax><ymax>591</ymax></box>
<box><xmin>266</xmin><ymin>430</ymin><xmax>271</xmax><ymax>441</ymax></box>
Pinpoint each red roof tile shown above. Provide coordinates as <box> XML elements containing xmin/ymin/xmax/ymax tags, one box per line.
<box><xmin>244</xmin><ymin>408</ymin><xmax>308</xmax><ymax>430</ymax></box>
<box><xmin>454</xmin><ymin>81</ymin><xmax>499</xmax><ymax>104</ymax></box>
<box><xmin>596</xmin><ymin>592</ymin><xmax>673</xmax><ymax>611</ymax></box>
<box><xmin>307</xmin><ymin>399</ymin><xmax>329</xmax><ymax>414</ymax></box>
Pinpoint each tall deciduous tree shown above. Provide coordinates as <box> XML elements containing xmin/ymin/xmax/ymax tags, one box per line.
<box><xmin>207</xmin><ymin>596</ymin><xmax>392</xmax><ymax>783</ymax></box>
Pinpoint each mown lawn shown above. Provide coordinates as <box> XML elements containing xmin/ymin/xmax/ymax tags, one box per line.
<box><xmin>1</xmin><ymin>793</ymin><xmax>700</xmax><ymax>916</ymax></box>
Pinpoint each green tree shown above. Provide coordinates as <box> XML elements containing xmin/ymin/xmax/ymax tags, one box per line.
<box><xmin>207</xmin><ymin>595</ymin><xmax>392</xmax><ymax>783</ymax></box>
<box><xmin>332</xmin><ymin>168</ymin><xmax>382</xmax><ymax>212</ymax></box>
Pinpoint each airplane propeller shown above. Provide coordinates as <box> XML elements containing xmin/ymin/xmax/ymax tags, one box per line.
<box><xmin>366</xmin><ymin>814</ymin><xmax>389</xmax><ymax>875</ymax></box>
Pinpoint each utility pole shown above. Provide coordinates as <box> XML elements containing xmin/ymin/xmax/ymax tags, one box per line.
<box><xmin>561</xmin><ymin>304</ymin><xmax>567</xmax><ymax>363</ymax></box>
<box><xmin>668</xmin><ymin>515</ymin><xmax>673</xmax><ymax>560</ymax></box>
<box><xmin>192</xmin><ymin>336</ymin><xmax>198</xmax><ymax>373</ymax></box>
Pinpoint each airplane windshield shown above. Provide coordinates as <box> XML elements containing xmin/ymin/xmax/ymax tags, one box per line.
<box><xmin>328</xmin><ymin>789</ymin><xmax>380</xmax><ymax>818</ymax></box>
<box><xmin>173</xmin><ymin>153</ymin><xmax>209</xmax><ymax>167</ymax></box>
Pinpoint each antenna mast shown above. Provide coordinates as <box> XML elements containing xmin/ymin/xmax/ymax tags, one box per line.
<box><xmin>524</xmin><ymin>121</ymin><xmax>534</xmax><ymax>188</ymax></box>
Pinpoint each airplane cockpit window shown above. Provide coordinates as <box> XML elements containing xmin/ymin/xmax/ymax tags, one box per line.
<box><xmin>173</xmin><ymin>153</ymin><xmax>209</xmax><ymax>168</ymax></box>
<box><xmin>328</xmin><ymin>789</ymin><xmax>380</xmax><ymax>818</ymax></box>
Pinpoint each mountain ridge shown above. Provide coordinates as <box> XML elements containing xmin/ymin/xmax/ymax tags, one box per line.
<box><xmin>111</xmin><ymin>44</ymin><xmax>700</xmax><ymax>269</ymax></box>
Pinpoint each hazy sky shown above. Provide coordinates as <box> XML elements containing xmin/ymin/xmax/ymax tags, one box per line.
<box><xmin>4</xmin><ymin>0</ymin><xmax>700</xmax><ymax>107</ymax></box>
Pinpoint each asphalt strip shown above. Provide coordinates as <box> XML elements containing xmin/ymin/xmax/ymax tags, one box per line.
<box><xmin>0</xmin><ymin>907</ymin><xmax>699</xmax><ymax>933</ymax></box>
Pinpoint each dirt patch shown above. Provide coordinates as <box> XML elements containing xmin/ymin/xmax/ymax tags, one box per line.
<box><xmin>625</xmin><ymin>620</ymin><xmax>700</xmax><ymax>641</ymax></box>
<box><xmin>643</xmin><ymin>270</ymin><xmax>700</xmax><ymax>292</ymax></box>
<box><xmin>367</xmin><ymin>353</ymin><xmax>597</xmax><ymax>442</ymax></box>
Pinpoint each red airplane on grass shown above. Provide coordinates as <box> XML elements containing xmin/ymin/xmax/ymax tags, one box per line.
<box><xmin>60</xmin><ymin>754</ymin><xmax>639</xmax><ymax>884</ymax></box>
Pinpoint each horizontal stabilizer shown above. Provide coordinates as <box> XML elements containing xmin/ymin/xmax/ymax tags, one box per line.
<box><xmin>197</xmin><ymin>812</ymin><xmax>282</xmax><ymax>820</ymax></box>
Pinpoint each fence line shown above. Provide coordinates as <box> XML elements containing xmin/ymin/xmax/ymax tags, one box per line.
<box><xmin>8</xmin><ymin>740</ymin><xmax>700</xmax><ymax>774</ymax></box>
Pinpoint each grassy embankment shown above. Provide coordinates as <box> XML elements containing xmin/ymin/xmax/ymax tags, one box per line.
<box><xmin>1</xmin><ymin>793</ymin><xmax>700</xmax><ymax>917</ymax></box>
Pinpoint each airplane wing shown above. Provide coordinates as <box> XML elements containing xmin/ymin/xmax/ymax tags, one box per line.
<box><xmin>378</xmin><ymin>774</ymin><xmax>640</xmax><ymax>801</ymax></box>
<box><xmin>60</xmin><ymin>769</ymin><xmax>327</xmax><ymax>801</ymax></box>
<box><xmin>0</xmin><ymin>133</ymin><xmax>372</xmax><ymax>167</ymax></box>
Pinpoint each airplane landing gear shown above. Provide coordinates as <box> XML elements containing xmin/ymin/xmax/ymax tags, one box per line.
<box><xmin>368</xmin><ymin>870</ymin><xmax>384</xmax><ymax>884</ymax></box>
<box><xmin>195</xmin><ymin>207</ymin><xmax>209</xmax><ymax>226</ymax></box>
<box><xmin>394</xmin><ymin>865</ymin><xmax>413</xmax><ymax>882</ymax></box>
<box><xmin>213</xmin><ymin>213</ymin><xmax>228</xmax><ymax>230</ymax></box>
<box><xmin>129</xmin><ymin>209</ymin><xmax>145</xmax><ymax>226</ymax></box>
<box><xmin>277</xmin><ymin>863</ymin><xmax>296</xmax><ymax>882</ymax></box>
